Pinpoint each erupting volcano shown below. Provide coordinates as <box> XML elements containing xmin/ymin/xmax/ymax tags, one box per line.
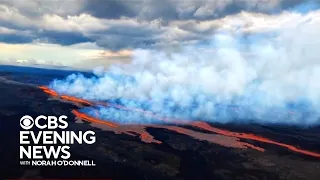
<box><xmin>39</xmin><ymin>85</ymin><xmax>320</xmax><ymax>159</ymax></box>
<box><xmin>3</xmin><ymin>0</ymin><xmax>320</xmax><ymax>179</ymax></box>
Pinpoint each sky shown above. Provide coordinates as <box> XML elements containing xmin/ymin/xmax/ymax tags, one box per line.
<box><xmin>0</xmin><ymin>0</ymin><xmax>319</xmax><ymax>70</ymax></box>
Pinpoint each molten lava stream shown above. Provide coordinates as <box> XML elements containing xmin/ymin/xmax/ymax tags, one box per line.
<box><xmin>38</xmin><ymin>86</ymin><xmax>58</xmax><ymax>97</ymax></box>
<box><xmin>71</xmin><ymin>109</ymin><xmax>262</xmax><ymax>150</ymax></box>
<box><xmin>60</xmin><ymin>95</ymin><xmax>92</xmax><ymax>106</ymax></box>
<box><xmin>191</xmin><ymin>121</ymin><xmax>320</xmax><ymax>158</ymax></box>
<box><xmin>39</xmin><ymin>86</ymin><xmax>320</xmax><ymax>159</ymax></box>
<box><xmin>72</xmin><ymin>109</ymin><xmax>118</xmax><ymax>128</ymax></box>
<box><xmin>38</xmin><ymin>86</ymin><xmax>93</xmax><ymax>105</ymax></box>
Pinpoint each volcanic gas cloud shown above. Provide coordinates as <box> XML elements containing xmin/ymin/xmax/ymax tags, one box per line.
<box><xmin>41</xmin><ymin>4</ymin><xmax>320</xmax><ymax>158</ymax></box>
<box><xmin>48</xmin><ymin>7</ymin><xmax>320</xmax><ymax>126</ymax></box>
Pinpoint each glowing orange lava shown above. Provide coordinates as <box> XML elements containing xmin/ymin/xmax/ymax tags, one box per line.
<box><xmin>39</xmin><ymin>86</ymin><xmax>320</xmax><ymax>158</ymax></box>
<box><xmin>38</xmin><ymin>86</ymin><xmax>92</xmax><ymax>105</ymax></box>
<box><xmin>72</xmin><ymin>110</ymin><xmax>118</xmax><ymax>128</ymax></box>
<box><xmin>38</xmin><ymin>86</ymin><xmax>58</xmax><ymax>97</ymax></box>
<box><xmin>61</xmin><ymin>95</ymin><xmax>92</xmax><ymax>106</ymax></box>
<box><xmin>72</xmin><ymin>109</ymin><xmax>262</xmax><ymax>150</ymax></box>
<box><xmin>191</xmin><ymin>121</ymin><xmax>320</xmax><ymax>158</ymax></box>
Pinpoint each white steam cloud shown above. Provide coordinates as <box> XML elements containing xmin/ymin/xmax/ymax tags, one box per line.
<box><xmin>49</xmin><ymin>9</ymin><xmax>320</xmax><ymax>126</ymax></box>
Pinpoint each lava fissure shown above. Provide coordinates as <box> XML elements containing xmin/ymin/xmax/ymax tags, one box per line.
<box><xmin>39</xmin><ymin>86</ymin><xmax>320</xmax><ymax>159</ymax></box>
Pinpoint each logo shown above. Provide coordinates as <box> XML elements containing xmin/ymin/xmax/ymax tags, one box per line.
<box><xmin>19</xmin><ymin>115</ymin><xmax>96</xmax><ymax>167</ymax></box>
<box><xmin>20</xmin><ymin>115</ymin><xmax>34</xmax><ymax>130</ymax></box>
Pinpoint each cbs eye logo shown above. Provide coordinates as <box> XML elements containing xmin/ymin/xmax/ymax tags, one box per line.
<box><xmin>20</xmin><ymin>115</ymin><xmax>34</xmax><ymax>130</ymax></box>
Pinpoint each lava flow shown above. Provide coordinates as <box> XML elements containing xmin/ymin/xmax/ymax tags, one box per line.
<box><xmin>39</xmin><ymin>86</ymin><xmax>320</xmax><ymax>158</ymax></box>
<box><xmin>71</xmin><ymin>109</ymin><xmax>264</xmax><ymax>151</ymax></box>
<box><xmin>72</xmin><ymin>109</ymin><xmax>118</xmax><ymax>128</ymax></box>
<box><xmin>191</xmin><ymin>121</ymin><xmax>320</xmax><ymax>158</ymax></box>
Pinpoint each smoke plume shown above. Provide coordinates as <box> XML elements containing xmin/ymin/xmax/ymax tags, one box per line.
<box><xmin>49</xmin><ymin>7</ymin><xmax>320</xmax><ymax>126</ymax></box>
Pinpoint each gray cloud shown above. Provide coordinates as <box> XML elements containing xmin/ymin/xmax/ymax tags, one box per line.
<box><xmin>82</xmin><ymin>0</ymin><xmax>313</xmax><ymax>21</ymax></box>
<box><xmin>0</xmin><ymin>0</ymin><xmax>318</xmax><ymax>50</ymax></box>
<box><xmin>38</xmin><ymin>31</ymin><xmax>94</xmax><ymax>46</ymax></box>
<box><xmin>0</xmin><ymin>33</ymin><xmax>34</xmax><ymax>44</ymax></box>
<box><xmin>82</xmin><ymin>0</ymin><xmax>136</xmax><ymax>19</ymax></box>
<box><xmin>95</xmin><ymin>35</ymin><xmax>157</xmax><ymax>50</ymax></box>
<box><xmin>1</xmin><ymin>0</ymin><xmax>312</xmax><ymax>20</ymax></box>
<box><xmin>0</xmin><ymin>0</ymin><xmax>84</xmax><ymax>17</ymax></box>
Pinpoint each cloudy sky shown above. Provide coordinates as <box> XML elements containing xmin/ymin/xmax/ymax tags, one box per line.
<box><xmin>0</xmin><ymin>0</ymin><xmax>319</xmax><ymax>69</ymax></box>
